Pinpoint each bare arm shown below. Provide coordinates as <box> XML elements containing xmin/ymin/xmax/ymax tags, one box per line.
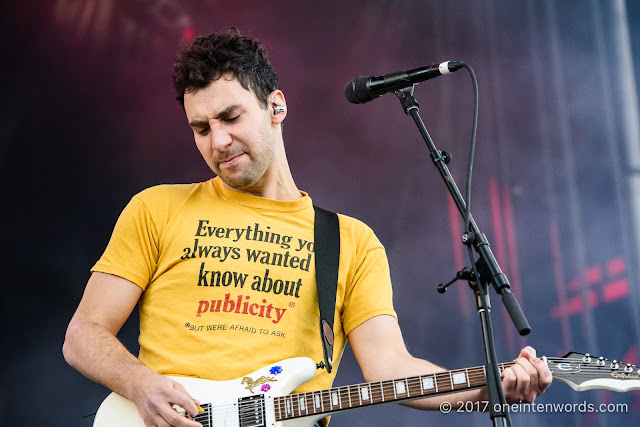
<box><xmin>348</xmin><ymin>315</ymin><xmax>552</xmax><ymax>411</ymax></box>
<box><xmin>63</xmin><ymin>272</ymin><xmax>201</xmax><ymax>427</ymax></box>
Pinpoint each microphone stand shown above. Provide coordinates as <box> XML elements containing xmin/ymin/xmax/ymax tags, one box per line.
<box><xmin>393</xmin><ymin>86</ymin><xmax>530</xmax><ymax>427</ymax></box>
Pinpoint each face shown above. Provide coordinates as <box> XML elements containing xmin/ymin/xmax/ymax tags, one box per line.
<box><xmin>184</xmin><ymin>76</ymin><xmax>283</xmax><ymax>193</ymax></box>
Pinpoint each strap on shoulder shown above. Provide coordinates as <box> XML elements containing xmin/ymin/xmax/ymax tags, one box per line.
<box><xmin>313</xmin><ymin>205</ymin><xmax>340</xmax><ymax>373</ymax></box>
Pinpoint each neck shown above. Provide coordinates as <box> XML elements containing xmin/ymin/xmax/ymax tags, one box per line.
<box><xmin>220</xmin><ymin>173</ymin><xmax>301</xmax><ymax>201</ymax></box>
<box><xmin>222</xmin><ymin>140</ymin><xmax>301</xmax><ymax>201</ymax></box>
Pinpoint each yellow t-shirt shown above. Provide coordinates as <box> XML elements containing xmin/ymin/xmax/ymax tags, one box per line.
<box><xmin>92</xmin><ymin>177</ymin><xmax>396</xmax><ymax>393</ymax></box>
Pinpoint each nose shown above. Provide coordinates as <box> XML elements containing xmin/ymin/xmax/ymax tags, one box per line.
<box><xmin>209</xmin><ymin>124</ymin><xmax>232</xmax><ymax>151</ymax></box>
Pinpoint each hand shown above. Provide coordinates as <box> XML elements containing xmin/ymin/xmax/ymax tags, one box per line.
<box><xmin>131</xmin><ymin>372</ymin><xmax>202</xmax><ymax>427</ymax></box>
<box><xmin>501</xmin><ymin>346</ymin><xmax>552</xmax><ymax>404</ymax></box>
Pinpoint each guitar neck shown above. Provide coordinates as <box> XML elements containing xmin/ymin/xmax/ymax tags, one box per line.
<box><xmin>273</xmin><ymin>361</ymin><xmax>513</xmax><ymax>421</ymax></box>
<box><xmin>95</xmin><ymin>352</ymin><xmax>639</xmax><ymax>426</ymax></box>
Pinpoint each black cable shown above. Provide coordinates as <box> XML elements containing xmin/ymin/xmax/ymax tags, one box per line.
<box><xmin>460</xmin><ymin>62</ymin><xmax>513</xmax><ymax>427</ymax></box>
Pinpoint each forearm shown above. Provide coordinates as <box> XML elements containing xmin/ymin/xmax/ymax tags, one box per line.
<box><xmin>402</xmin><ymin>385</ymin><xmax>487</xmax><ymax>411</ymax></box>
<box><xmin>361</xmin><ymin>353</ymin><xmax>486</xmax><ymax>411</ymax></box>
<box><xmin>350</xmin><ymin>317</ymin><xmax>552</xmax><ymax>415</ymax></box>
<box><xmin>63</xmin><ymin>318</ymin><xmax>154</xmax><ymax>401</ymax></box>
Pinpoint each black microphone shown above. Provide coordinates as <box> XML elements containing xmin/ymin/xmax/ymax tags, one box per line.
<box><xmin>344</xmin><ymin>61</ymin><xmax>463</xmax><ymax>104</ymax></box>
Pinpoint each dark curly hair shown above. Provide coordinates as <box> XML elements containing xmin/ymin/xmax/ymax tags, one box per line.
<box><xmin>171</xmin><ymin>28</ymin><xmax>279</xmax><ymax>109</ymax></box>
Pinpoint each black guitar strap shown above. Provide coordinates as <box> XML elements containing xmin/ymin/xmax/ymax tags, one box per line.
<box><xmin>313</xmin><ymin>205</ymin><xmax>340</xmax><ymax>374</ymax></box>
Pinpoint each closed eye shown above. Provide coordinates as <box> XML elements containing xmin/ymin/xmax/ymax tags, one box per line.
<box><xmin>196</xmin><ymin>127</ymin><xmax>210</xmax><ymax>136</ymax></box>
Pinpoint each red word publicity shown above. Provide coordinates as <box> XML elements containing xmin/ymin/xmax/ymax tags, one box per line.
<box><xmin>195</xmin><ymin>293</ymin><xmax>286</xmax><ymax>324</ymax></box>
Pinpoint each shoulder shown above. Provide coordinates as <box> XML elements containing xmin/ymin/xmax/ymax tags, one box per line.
<box><xmin>133</xmin><ymin>182</ymin><xmax>206</xmax><ymax>203</ymax></box>
<box><xmin>130</xmin><ymin>181</ymin><xmax>212</xmax><ymax>210</ymax></box>
<box><xmin>123</xmin><ymin>181</ymin><xmax>212</xmax><ymax>224</ymax></box>
<box><xmin>335</xmin><ymin>212</ymin><xmax>384</xmax><ymax>252</ymax></box>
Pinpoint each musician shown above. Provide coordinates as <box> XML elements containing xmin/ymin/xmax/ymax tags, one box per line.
<box><xmin>63</xmin><ymin>28</ymin><xmax>552</xmax><ymax>427</ymax></box>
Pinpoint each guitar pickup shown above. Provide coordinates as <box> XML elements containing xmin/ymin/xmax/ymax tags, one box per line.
<box><xmin>238</xmin><ymin>395</ymin><xmax>266</xmax><ymax>427</ymax></box>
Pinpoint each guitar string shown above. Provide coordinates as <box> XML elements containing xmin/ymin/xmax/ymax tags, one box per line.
<box><xmin>185</xmin><ymin>359</ymin><xmax>636</xmax><ymax>419</ymax></box>
<box><xmin>192</xmin><ymin>368</ymin><xmax>634</xmax><ymax>419</ymax></box>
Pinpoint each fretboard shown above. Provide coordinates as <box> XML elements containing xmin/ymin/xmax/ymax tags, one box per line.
<box><xmin>273</xmin><ymin>361</ymin><xmax>515</xmax><ymax>421</ymax></box>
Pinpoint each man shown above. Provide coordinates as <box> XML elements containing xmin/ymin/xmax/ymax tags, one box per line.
<box><xmin>63</xmin><ymin>28</ymin><xmax>551</xmax><ymax>427</ymax></box>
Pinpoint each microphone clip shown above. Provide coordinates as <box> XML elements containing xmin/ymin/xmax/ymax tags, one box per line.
<box><xmin>393</xmin><ymin>86</ymin><xmax>420</xmax><ymax>115</ymax></box>
<box><xmin>436</xmin><ymin>266</ymin><xmax>478</xmax><ymax>294</ymax></box>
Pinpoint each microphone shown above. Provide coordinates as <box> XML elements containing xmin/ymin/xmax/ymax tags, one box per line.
<box><xmin>344</xmin><ymin>61</ymin><xmax>463</xmax><ymax>104</ymax></box>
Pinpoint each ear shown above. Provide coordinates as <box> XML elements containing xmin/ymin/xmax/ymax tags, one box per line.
<box><xmin>269</xmin><ymin>90</ymin><xmax>287</xmax><ymax>124</ymax></box>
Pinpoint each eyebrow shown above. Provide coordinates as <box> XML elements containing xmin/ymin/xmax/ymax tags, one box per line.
<box><xmin>189</xmin><ymin>104</ymin><xmax>242</xmax><ymax>128</ymax></box>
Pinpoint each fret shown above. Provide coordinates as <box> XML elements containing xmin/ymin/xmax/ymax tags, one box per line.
<box><xmin>295</xmin><ymin>395</ymin><xmax>304</xmax><ymax>415</ymax></box>
<box><xmin>329</xmin><ymin>389</ymin><xmax>338</xmax><ymax>409</ymax></box>
<box><xmin>421</xmin><ymin>374</ymin><xmax>435</xmax><ymax>394</ymax></box>
<box><xmin>436</xmin><ymin>371</ymin><xmax>450</xmax><ymax>392</ymax></box>
<box><xmin>340</xmin><ymin>386</ymin><xmax>347</xmax><ymax>408</ymax></box>
<box><xmin>371</xmin><ymin>381</ymin><xmax>384</xmax><ymax>403</ymax></box>
<box><xmin>383</xmin><ymin>379</ymin><xmax>394</xmax><ymax>401</ymax></box>
<box><xmin>289</xmin><ymin>395</ymin><xmax>298</xmax><ymax>416</ymax></box>
<box><xmin>359</xmin><ymin>384</ymin><xmax>370</xmax><ymax>403</ymax></box>
<box><xmin>470</xmin><ymin>366</ymin><xmax>484</xmax><ymax>387</ymax></box>
<box><xmin>451</xmin><ymin>369</ymin><xmax>468</xmax><ymax>390</ymax></box>
<box><xmin>276</xmin><ymin>397</ymin><xmax>281</xmax><ymax>420</ymax></box>
<box><xmin>322</xmin><ymin>389</ymin><xmax>330</xmax><ymax>412</ymax></box>
<box><xmin>407</xmin><ymin>376</ymin><xmax>421</xmax><ymax>397</ymax></box>
<box><xmin>357</xmin><ymin>384</ymin><xmax>363</xmax><ymax>406</ymax></box>
<box><xmin>292</xmin><ymin>394</ymin><xmax>299</xmax><ymax>415</ymax></box>
<box><xmin>290</xmin><ymin>395</ymin><xmax>297</xmax><ymax>416</ymax></box>
<box><xmin>283</xmin><ymin>396</ymin><xmax>288</xmax><ymax>419</ymax></box>
<box><xmin>482</xmin><ymin>365</ymin><xmax>487</xmax><ymax>388</ymax></box>
<box><xmin>285</xmin><ymin>396</ymin><xmax>292</xmax><ymax>416</ymax></box>
<box><xmin>338</xmin><ymin>387</ymin><xmax>347</xmax><ymax>409</ymax></box>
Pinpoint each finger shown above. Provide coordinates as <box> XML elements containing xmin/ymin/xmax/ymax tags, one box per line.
<box><xmin>519</xmin><ymin>347</ymin><xmax>553</xmax><ymax>395</ymax></box>
<box><xmin>516</xmin><ymin>357</ymin><xmax>540</xmax><ymax>402</ymax></box>
<box><xmin>533</xmin><ymin>357</ymin><xmax>553</xmax><ymax>393</ymax></box>
<box><xmin>510</xmin><ymin>363</ymin><xmax>531</xmax><ymax>400</ymax></box>
<box><xmin>501</xmin><ymin>366</ymin><xmax>517</xmax><ymax>396</ymax></box>
<box><xmin>172</xmin><ymin>381</ymin><xmax>201</xmax><ymax>417</ymax></box>
<box><xmin>142</xmin><ymin>412</ymin><xmax>169</xmax><ymax>427</ymax></box>
<box><xmin>519</xmin><ymin>346</ymin><xmax>536</xmax><ymax>360</ymax></box>
<box><xmin>158</xmin><ymin>404</ymin><xmax>202</xmax><ymax>427</ymax></box>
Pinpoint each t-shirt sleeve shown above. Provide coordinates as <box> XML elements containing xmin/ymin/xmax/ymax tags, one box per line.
<box><xmin>91</xmin><ymin>195</ymin><xmax>160</xmax><ymax>290</ymax></box>
<box><xmin>340</xmin><ymin>231</ymin><xmax>397</xmax><ymax>336</ymax></box>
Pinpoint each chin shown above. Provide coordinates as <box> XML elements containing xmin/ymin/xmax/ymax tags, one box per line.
<box><xmin>220</xmin><ymin>174</ymin><xmax>259</xmax><ymax>191</ymax></box>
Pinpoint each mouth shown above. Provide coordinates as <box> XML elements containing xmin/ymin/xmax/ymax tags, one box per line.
<box><xmin>218</xmin><ymin>152</ymin><xmax>245</xmax><ymax>168</ymax></box>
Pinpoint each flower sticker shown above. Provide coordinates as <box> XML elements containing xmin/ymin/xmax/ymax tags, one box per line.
<box><xmin>269</xmin><ymin>365</ymin><xmax>283</xmax><ymax>375</ymax></box>
<box><xmin>261</xmin><ymin>384</ymin><xmax>271</xmax><ymax>392</ymax></box>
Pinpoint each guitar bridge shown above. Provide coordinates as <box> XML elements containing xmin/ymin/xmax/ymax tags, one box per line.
<box><xmin>238</xmin><ymin>394</ymin><xmax>266</xmax><ymax>427</ymax></box>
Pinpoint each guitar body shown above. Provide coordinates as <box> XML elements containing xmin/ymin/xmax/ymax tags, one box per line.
<box><xmin>94</xmin><ymin>357</ymin><xmax>321</xmax><ymax>427</ymax></box>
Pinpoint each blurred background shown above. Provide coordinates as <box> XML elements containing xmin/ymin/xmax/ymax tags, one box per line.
<box><xmin>2</xmin><ymin>0</ymin><xmax>640</xmax><ymax>425</ymax></box>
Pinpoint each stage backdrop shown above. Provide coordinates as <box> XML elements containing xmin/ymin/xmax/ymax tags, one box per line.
<box><xmin>2</xmin><ymin>0</ymin><xmax>640</xmax><ymax>425</ymax></box>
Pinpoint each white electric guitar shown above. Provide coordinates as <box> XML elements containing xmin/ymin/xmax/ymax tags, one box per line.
<box><xmin>94</xmin><ymin>352</ymin><xmax>640</xmax><ymax>426</ymax></box>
